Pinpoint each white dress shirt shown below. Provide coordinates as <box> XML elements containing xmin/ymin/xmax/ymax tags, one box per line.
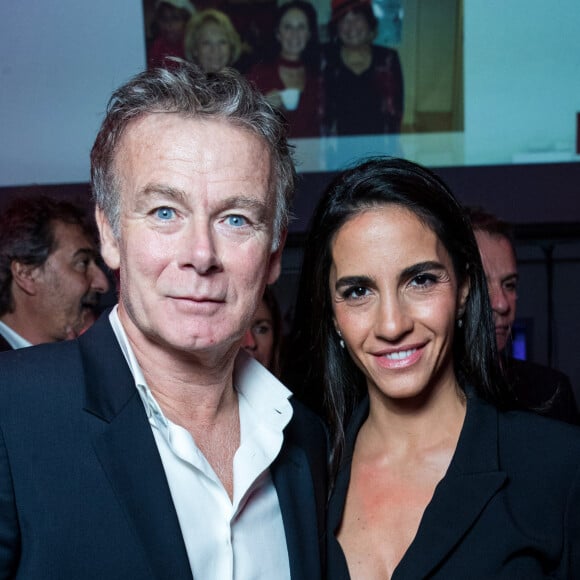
<box><xmin>0</xmin><ymin>321</ymin><xmax>32</xmax><ymax>349</ymax></box>
<box><xmin>109</xmin><ymin>307</ymin><xmax>293</xmax><ymax>579</ymax></box>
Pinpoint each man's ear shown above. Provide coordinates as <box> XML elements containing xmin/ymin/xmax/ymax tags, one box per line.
<box><xmin>10</xmin><ymin>261</ymin><xmax>39</xmax><ymax>295</ymax></box>
<box><xmin>266</xmin><ymin>228</ymin><xmax>287</xmax><ymax>285</ymax></box>
<box><xmin>95</xmin><ymin>207</ymin><xmax>121</xmax><ymax>271</ymax></box>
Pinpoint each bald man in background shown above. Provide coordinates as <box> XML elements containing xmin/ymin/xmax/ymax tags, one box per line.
<box><xmin>468</xmin><ymin>206</ymin><xmax>579</xmax><ymax>424</ymax></box>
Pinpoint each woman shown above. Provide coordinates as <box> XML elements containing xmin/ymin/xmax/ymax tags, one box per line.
<box><xmin>185</xmin><ymin>9</ymin><xmax>242</xmax><ymax>73</ymax></box>
<box><xmin>247</xmin><ymin>0</ymin><xmax>323</xmax><ymax>138</ymax></box>
<box><xmin>241</xmin><ymin>286</ymin><xmax>283</xmax><ymax>376</ymax></box>
<box><xmin>147</xmin><ymin>0</ymin><xmax>195</xmax><ymax>70</ymax></box>
<box><xmin>323</xmin><ymin>0</ymin><xmax>403</xmax><ymax>135</ymax></box>
<box><xmin>292</xmin><ymin>157</ymin><xmax>580</xmax><ymax>578</ymax></box>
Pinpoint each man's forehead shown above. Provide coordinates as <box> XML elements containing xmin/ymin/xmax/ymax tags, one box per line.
<box><xmin>114</xmin><ymin>113</ymin><xmax>275</xmax><ymax>203</ymax></box>
<box><xmin>51</xmin><ymin>220</ymin><xmax>95</xmax><ymax>253</ymax></box>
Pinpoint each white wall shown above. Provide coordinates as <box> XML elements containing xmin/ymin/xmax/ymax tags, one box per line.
<box><xmin>0</xmin><ymin>0</ymin><xmax>145</xmax><ymax>187</ymax></box>
<box><xmin>0</xmin><ymin>0</ymin><xmax>579</xmax><ymax>185</ymax></box>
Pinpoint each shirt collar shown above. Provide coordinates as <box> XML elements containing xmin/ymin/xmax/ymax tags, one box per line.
<box><xmin>107</xmin><ymin>306</ymin><xmax>293</xmax><ymax>434</ymax></box>
<box><xmin>0</xmin><ymin>320</ymin><xmax>33</xmax><ymax>349</ymax></box>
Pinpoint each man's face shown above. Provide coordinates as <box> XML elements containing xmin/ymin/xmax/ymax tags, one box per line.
<box><xmin>98</xmin><ymin>114</ymin><xmax>283</xmax><ymax>361</ymax></box>
<box><xmin>33</xmin><ymin>221</ymin><xmax>110</xmax><ymax>341</ymax></box>
<box><xmin>474</xmin><ymin>231</ymin><xmax>518</xmax><ymax>353</ymax></box>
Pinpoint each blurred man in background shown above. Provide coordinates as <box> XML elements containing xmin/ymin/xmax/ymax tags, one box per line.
<box><xmin>0</xmin><ymin>195</ymin><xmax>109</xmax><ymax>350</ymax></box>
<box><xmin>468</xmin><ymin>206</ymin><xmax>579</xmax><ymax>424</ymax></box>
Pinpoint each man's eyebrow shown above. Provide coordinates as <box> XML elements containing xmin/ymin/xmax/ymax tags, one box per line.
<box><xmin>72</xmin><ymin>247</ymin><xmax>98</xmax><ymax>259</ymax></box>
<box><xmin>140</xmin><ymin>187</ymin><xmax>269</xmax><ymax>215</ymax></box>
<box><xmin>141</xmin><ymin>184</ymin><xmax>189</xmax><ymax>204</ymax></box>
<box><xmin>501</xmin><ymin>273</ymin><xmax>519</xmax><ymax>282</ymax></box>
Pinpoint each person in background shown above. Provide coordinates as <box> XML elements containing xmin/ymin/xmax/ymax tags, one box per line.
<box><xmin>323</xmin><ymin>0</ymin><xmax>403</xmax><ymax>136</ymax></box>
<box><xmin>241</xmin><ymin>285</ymin><xmax>283</xmax><ymax>376</ymax></box>
<box><xmin>0</xmin><ymin>63</ymin><xmax>327</xmax><ymax>579</ymax></box>
<box><xmin>247</xmin><ymin>0</ymin><xmax>324</xmax><ymax>138</ymax></box>
<box><xmin>468</xmin><ymin>206</ymin><xmax>579</xmax><ymax>424</ymax></box>
<box><xmin>185</xmin><ymin>9</ymin><xmax>242</xmax><ymax>73</ymax></box>
<box><xmin>147</xmin><ymin>0</ymin><xmax>195</xmax><ymax>69</ymax></box>
<box><xmin>0</xmin><ymin>195</ymin><xmax>110</xmax><ymax>351</ymax></box>
<box><xmin>292</xmin><ymin>156</ymin><xmax>580</xmax><ymax>578</ymax></box>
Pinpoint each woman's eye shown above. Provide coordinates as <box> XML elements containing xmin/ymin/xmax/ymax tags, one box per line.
<box><xmin>411</xmin><ymin>273</ymin><xmax>436</xmax><ymax>287</ymax></box>
<box><xmin>225</xmin><ymin>215</ymin><xmax>247</xmax><ymax>227</ymax></box>
<box><xmin>254</xmin><ymin>324</ymin><xmax>272</xmax><ymax>335</ymax></box>
<box><xmin>343</xmin><ymin>286</ymin><xmax>369</xmax><ymax>300</ymax></box>
<box><xmin>155</xmin><ymin>207</ymin><xmax>175</xmax><ymax>220</ymax></box>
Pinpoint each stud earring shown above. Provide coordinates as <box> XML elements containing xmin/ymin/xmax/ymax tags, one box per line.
<box><xmin>457</xmin><ymin>318</ymin><xmax>463</xmax><ymax>329</ymax></box>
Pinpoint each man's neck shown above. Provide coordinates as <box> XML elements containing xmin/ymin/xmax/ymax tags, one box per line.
<box><xmin>0</xmin><ymin>312</ymin><xmax>46</xmax><ymax>346</ymax></box>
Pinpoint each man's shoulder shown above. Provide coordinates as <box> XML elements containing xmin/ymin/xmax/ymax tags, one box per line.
<box><xmin>504</xmin><ymin>356</ymin><xmax>579</xmax><ymax>424</ymax></box>
<box><xmin>507</xmin><ymin>357</ymin><xmax>570</xmax><ymax>384</ymax></box>
<box><xmin>0</xmin><ymin>339</ymin><xmax>80</xmax><ymax>374</ymax></box>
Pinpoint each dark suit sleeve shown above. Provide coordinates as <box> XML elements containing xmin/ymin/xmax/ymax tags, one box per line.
<box><xmin>0</xmin><ymin>427</ymin><xmax>20</xmax><ymax>578</ymax></box>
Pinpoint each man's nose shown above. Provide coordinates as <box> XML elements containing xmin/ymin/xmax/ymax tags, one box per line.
<box><xmin>91</xmin><ymin>263</ymin><xmax>110</xmax><ymax>294</ymax></box>
<box><xmin>179</xmin><ymin>220</ymin><xmax>222</xmax><ymax>275</ymax></box>
<box><xmin>489</xmin><ymin>285</ymin><xmax>509</xmax><ymax>314</ymax></box>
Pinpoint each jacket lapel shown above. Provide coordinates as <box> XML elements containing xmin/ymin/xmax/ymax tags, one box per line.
<box><xmin>78</xmin><ymin>315</ymin><xmax>193</xmax><ymax>580</ymax></box>
<box><xmin>272</xmin><ymin>438</ymin><xmax>322</xmax><ymax>580</ymax></box>
<box><xmin>393</xmin><ymin>390</ymin><xmax>507</xmax><ymax>580</ymax></box>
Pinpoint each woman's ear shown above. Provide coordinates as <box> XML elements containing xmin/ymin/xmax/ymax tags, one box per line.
<box><xmin>457</xmin><ymin>278</ymin><xmax>470</xmax><ymax>318</ymax></box>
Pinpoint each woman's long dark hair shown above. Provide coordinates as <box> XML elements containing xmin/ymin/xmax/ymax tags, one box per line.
<box><xmin>286</xmin><ymin>157</ymin><xmax>515</xmax><ymax>475</ymax></box>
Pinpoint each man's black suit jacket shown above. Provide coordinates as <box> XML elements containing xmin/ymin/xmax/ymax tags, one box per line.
<box><xmin>0</xmin><ymin>314</ymin><xmax>327</xmax><ymax>579</ymax></box>
<box><xmin>503</xmin><ymin>355</ymin><xmax>580</xmax><ymax>424</ymax></box>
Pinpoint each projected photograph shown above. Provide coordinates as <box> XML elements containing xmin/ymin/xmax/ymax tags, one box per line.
<box><xmin>142</xmin><ymin>0</ymin><xmax>464</xmax><ymax>143</ymax></box>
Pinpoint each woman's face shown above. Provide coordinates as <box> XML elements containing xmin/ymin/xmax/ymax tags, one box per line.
<box><xmin>194</xmin><ymin>21</ymin><xmax>232</xmax><ymax>72</ymax></box>
<box><xmin>329</xmin><ymin>205</ymin><xmax>469</xmax><ymax>403</ymax></box>
<box><xmin>158</xmin><ymin>5</ymin><xmax>188</xmax><ymax>45</ymax></box>
<box><xmin>337</xmin><ymin>10</ymin><xmax>374</xmax><ymax>48</ymax></box>
<box><xmin>277</xmin><ymin>7</ymin><xmax>311</xmax><ymax>59</ymax></box>
<box><xmin>241</xmin><ymin>298</ymin><xmax>276</xmax><ymax>369</ymax></box>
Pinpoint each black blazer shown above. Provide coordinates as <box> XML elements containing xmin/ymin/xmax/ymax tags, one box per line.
<box><xmin>0</xmin><ymin>314</ymin><xmax>327</xmax><ymax>579</ymax></box>
<box><xmin>328</xmin><ymin>389</ymin><xmax>580</xmax><ymax>579</ymax></box>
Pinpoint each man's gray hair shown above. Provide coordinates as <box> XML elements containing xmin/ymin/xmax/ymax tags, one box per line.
<box><xmin>90</xmin><ymin>62</ymin><xmax>296</xmax><ymax>249</ymax></box>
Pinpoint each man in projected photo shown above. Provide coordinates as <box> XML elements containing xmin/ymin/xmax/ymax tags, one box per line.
<box><xmin>468</xmin><ymin>206</ymin><xmax>579</xmax><ymax>424</ymax></box>
<box><xmin>0</xmin><ymin>63</ymin><xmax>326</xmax><ymax>579</ymax></box>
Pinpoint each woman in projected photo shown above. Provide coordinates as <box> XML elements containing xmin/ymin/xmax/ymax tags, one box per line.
<box><xmin>247</xmin><ymin>0</ymin><xmax>324</xmax><ymax>138</ymax></box>
<box><xmin>147</xmin><ymin>0</ymin><xmax>195</xmax><ymax>69</ymax></box>
<box><xmin>185</xmin><ymin>9</ymin><xmax>242</xmax><ymax>73</ymax></box>
<box><xmin>291</xmin><ymin>157</ymin><xmax>580</xmax><ymax>578</ymax></box>
<box><xmin>323</xmin><ymin>0</ymin><xmax>403</xmax><ymax>136</ymax></box>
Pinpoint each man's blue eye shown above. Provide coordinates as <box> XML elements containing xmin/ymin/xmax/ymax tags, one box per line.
<box><xmin>226</xmin><ymin>215</ymin><xmax>247</xmax><ymax>227</ymax></box>
<box><xmin>156</xmin><ymin>207</ymin><xmax>175</xmax><ymax>220</ymax></box>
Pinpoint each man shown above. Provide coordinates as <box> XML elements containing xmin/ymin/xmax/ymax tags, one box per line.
<box><xmin>468</xmin><ymin>207</ymin><xmax>579</xmax><ymax>424</ymax></box>
<box><xmin>0</xmin><ymin>195</ymin><xmax>110</xmax><ymax>351</ymax></box>
<box><xmin>0</xmin><ymin>64</ymin><xmax>326</xmax><ymax>579</ymax></box>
